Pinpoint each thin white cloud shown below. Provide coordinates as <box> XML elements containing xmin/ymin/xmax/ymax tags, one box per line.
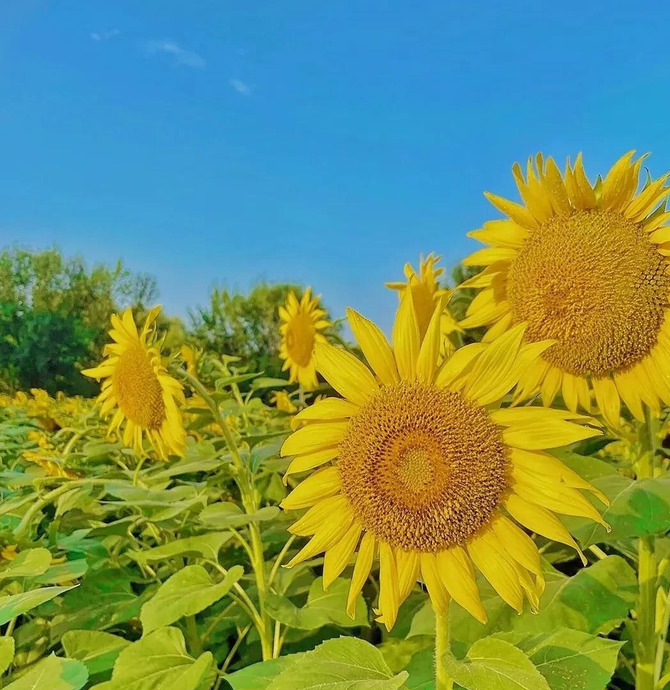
<box><xmin>145</xmin><ymin>40</ymin><xmax>206</xmax><ymax>69</ymax></box>
<box><xmin>229</xmin><ymin>78</ymin><xmax>252</xmax><ymax>96</ymax></box>
<box><xmin>90</xmin><ymin>29</ymin><xmax>120</xmax><ymax>41</ymax></box>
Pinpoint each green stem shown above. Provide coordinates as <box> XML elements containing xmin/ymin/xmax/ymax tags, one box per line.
<box><xmin>180</xmin><ymin>369</ymin><xmax>274</xmax><ymax>660</ymax></box>
<box><xmin>637</xmin><ymin>407</ymin><xmax>658</xmax><ymax>690</ymax></box>
<box><xmin>435</xmin><ymin>603</ymin><xmax>454</xmax><ymax>690</ymax></box>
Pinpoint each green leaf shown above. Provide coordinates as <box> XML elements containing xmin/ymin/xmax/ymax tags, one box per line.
<box><xmin>34</xmin><ymin>559</ymin><xmax>89</xmax><ymax>585</ymax></box>
<box><xmin>225</xmin><ymin>656</ymin><xmax>299</xmax><ymax>690</ymax></box>
<box><xmin>560</xmin><ymin>453</ymin><xmax>670</xmax><ymax>543</ymax></box>
<box><xmin>404</xmin><ymin>649</ymin><xmax>434</xmax><ymax>690</ymax></box>
<box><xmin>267</xmin><ymin>637</ymin><xmax>408</xmax><ymax>690</ymax></box>
<box><xmin>3</xmin><ymin>654</ymin><xmax>88</xmax><ymax>690</ymax></box>
<box><xmin>130</xmin><ymin>533</ymin><xmax>232</xmax><ymax>565</ymax></box>
<box><xmin>497</xmin><ymin>629</ymin><xmax>623</xmax><ymax>690</ymax></box>
<box><xmin>199</xmin><ymin>503</ymin><xmax>280</xmax><ymax>529</ymax></box>
<box><xmin>265</xmin><ymin>577</ymin><xmax>367</xmax><ymax>630</ymax></box>
<box><xmin>0</xmin><ymin>637</ymin><xmax>15</xmax><ymax>676</ymax></box>
<box><xmin>0</xmin><ymin>548</ymin><xmax>52</xmax><ymax>581</ymax></box>
<box><xmin>512</xmin><ymin>556</ymin><xmax>636</xmax><ymax>636</ymax></box>
<box><xmin>441</xmin><ymin>637</ymin><xmax>551</xmax><ymax>690</ymax></box>
<box><xmin>62</xmin><ymin>630</ymin><xmax>130</xmax><ymax>677</ymax></box>
<box><xmin>50</xmin><ymin>569</ymin><xmax>145</xmax><ymax>639</ymax></box>
<box><xmin>0</xmin><ymin>585</ymin><xmax>76</xmax><ymax>626</ymax></box>
<box><xmin>140</xmin><ymin>564</ymin><xmax>244</xmax><ymax>635</ymax></box>
<box><xmin>92</xmin><ymin>627</ymin><xmax>214</xmax><ymax>690</ymax></box>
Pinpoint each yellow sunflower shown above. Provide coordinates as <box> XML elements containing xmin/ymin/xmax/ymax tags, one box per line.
<box><xmin>387</xmin><ymin>253</ymin><xmax>462</xmax><ymax>357</ymax></box>
<box><xmin>83</xmin><ymin>306</ymin><xmax>186</xmax><ymax>460</ymax></box>
<box><xmin>279</xmin><ymin>294</ymin><xmax>606</xmax><ymax>629</ymax></box>
<box><xmin>271</xmin><ymin>390</ymin><xmax>297</xmax><ymax>414</ymax></box>
<box><xmin>461</xmin><ymin>152</ymin><xmax>670</xmax><ymax>428</ymax></box>
<box><xmin>278</xmin><ymin>288</ymin><xmax>329</xmax><ymax>391</ymax></box>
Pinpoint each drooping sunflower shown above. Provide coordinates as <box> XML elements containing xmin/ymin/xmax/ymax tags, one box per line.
<box><xmin>461</xmin><ymin>152</ymin><xmax>670</xmax><ymax>427</ymax></box>
<box><xmin>279</xmin><ymin>288</ymin><xmax>330</xmax><ymax>391</ymax></box>
<box><xmin>387</xmin><ymin>253</ymin><xmax>462</xmax><ymax>357</ymax></box>
<box><xmin>280</xmin><ymin>294</ymin><xmax>606</xmax><ymax>629</ymax></box>
<box><xmin>83</xmin><ymin>307</ymin><xmax>186</xmax><ymax>459</ymax></box>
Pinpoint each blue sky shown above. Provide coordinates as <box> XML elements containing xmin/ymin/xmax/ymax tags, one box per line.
<box><xmin>1</xmin><ymin>1</ymin><xmax>670</xmax><ymax>332</ymax></box>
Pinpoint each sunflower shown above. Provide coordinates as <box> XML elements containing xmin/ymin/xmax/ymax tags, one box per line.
<box><xmin>279</xmin><ymin>288</ymin><xmax>330</xmax><ymax>391</ymax></box>
<box><xmin>279</xmin><ymin>294</ymin><xmax>606</xmax><ymax>629</ymax></box>
<box><xmin>461</xmin><ymin>152</ymin><xmax>670</xmax><ymax>428</ymax></box>
<box><xmin>271</xmin><ymin>390</ymin><xmax>297</xmax><ymax>414</ymax></box>
<box><xmin>387</xmin><ymin>253</ymin><xmax>462</xmax><ymax>358</ymax></box>
<box><xmin>83</xmin><ymin>307</ymin><xmax>186</xmax><ymax>459</ymax></box>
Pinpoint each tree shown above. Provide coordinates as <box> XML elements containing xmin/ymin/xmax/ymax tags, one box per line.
<box><xmin>0</xmin><ymin>246</ymin><xmax>161</xmax><ymax>394</ymax></box>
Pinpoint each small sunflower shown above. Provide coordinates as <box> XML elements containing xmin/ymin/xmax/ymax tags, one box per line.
<box><xmin>271</xmin><ymin>390</ymin><xmax>297</xmax><ymax>414</ymax></box>
<box><xmin>279</xmin><ymin>294</ymin><xmax>606</xmax><ymax>629</ymax></box>
<box><xmin>279</xmin><ymin>288</ymin><xmax>329</xmax><ymax>391</ymax></box>
<box><xmin>387</xmin><ymin>254</ymin><xmax>462</xmax><ymax>357</ymax></box>
<box><xmin>462</xmin><ymin>152</ymin><xmax>670</xmax><ymax>427</ymax></box>
<box><xmin>83</xmin><ymin>307</ymin><xmax>186</xmax><ymax>459</ymax></box>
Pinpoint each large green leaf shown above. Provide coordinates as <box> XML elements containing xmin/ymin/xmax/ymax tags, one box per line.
<box><xmin>403</xmin><ymin>649</ymin><xmax>433</xmax><ymax>690</ymax></box>
<box><xmin>50</xmin><ymin>570</ymin><xmax>145</xmax><ymax>640</ymax></box>
<box><xmin>3</xmin><ymin>654</ymin><xmax>88</xmax><ymax>690</ymax></box>
<box><xmin>265</xmin><ymin>577</ymin><xmax>367</xmax><ymax>630</ymax></box>
<box><xmin>0</xmin><ymin>637</ymin><xmax>15</xmax><ymax>676</ymax></box>
<box><xmin>0</xmin><ymin>548</ymin><xmax>52</xmax><ymax>581</ymax></box>
<box><xmin>0</xmin><ymin>585</ymin><xmax>76</xmax><ymax>626</ymax></box>
<box><xmin>497</xmin><ymin>629</ymin><xmax>622</xmax><ymax>690</ymax></box>
<box><xmin>62</xmin><ymin>630</ymin><xmax>130</xmax><ymax>676</ymax></box>
<box><xmin>560</xmin><ymin>452</ymin><xmax>670</xmax><ymax>543</ymax></box>
<box><xmin>140</xmin><ymin>564</ymin><xmax>244</xmax><ymax>635</ymax></box>
<box><xmin>130</xmin><ymin>533</ymin><xmax>232</xmax><ymax>565</ymax></box>
<box><xmin>225</xmin><ymin>656</ymin><xmax>298</xmax><ymax>690</ymax></box>
<box><xmin>267</xmin><ymin>637</ymin><xmax>408</xmax><ymax>690</ymax></box>
<box><xmin>441</xmin><ymin>637</ymin><xmax>551</xmax><ymax>690</ymax></box>
<box><xmin>35</xmin><ymin>559</ymin><xmax>89</xmax><ymax>585</ymax></box>
<box><xmin>91</xmin><ymin>627</ymin><xmax>215</xmax><ymax>690</ymax></box>
<box><xmin>198</xmin><ymin>502</ymin><xmax>279</xmax><ymax>529</ymax></box>
<box><xmin>409</xmin><ymin>556</ymin><xmax>636</xmax><ymax>649</ymax></box>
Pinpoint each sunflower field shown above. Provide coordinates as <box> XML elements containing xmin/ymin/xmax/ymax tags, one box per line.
<box><xmin>1</xmin><ymin>153</ymin><xmax>670</xmax><ymax>690</ymax></box>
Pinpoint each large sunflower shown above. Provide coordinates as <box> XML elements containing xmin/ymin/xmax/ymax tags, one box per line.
<box><xmin>83</xmin><ymin>307</ymin><xmax>186</xmax><ymax>459</ymax></box>
<box><xmin>279</xmin><ymin>288</ymin><xmax>329</xmax><ymax>391</ymax></box>
<box><xmin>461</xmin><ymin>152</ymin><xmax>670</xmax><ymax>427</ymax></box>
<box><xmin>387</xmin><ymin>253</ymin><xmax>462</xmax><ymax>358</ymax></box>
<box><xmin>279</xmin><ymin>294</ymin><xmax>606</xmax><ymax>629</ymax></box>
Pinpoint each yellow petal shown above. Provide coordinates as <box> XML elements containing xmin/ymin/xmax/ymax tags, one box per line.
<box><xmin>393</xmin><ymin>291</ymin><xmax>421</xmax><ymax>380</ymax></box>
<box><xmin>323</xmin><ymin>522</ymin><xmax>362</xmax><ymax>589</ymax></box>
<box><xmin>435</xmin><ymin>343</ymin><xmax>486</xmax><ymax>390</ymax></box>
<box><xmin>281</xmin><ymin>466</ymin><xmax>342</xmax><ymax>510</ymax></box>
<box><xmin>281</xmin><ymin>422</ymin><xmax>348</xmax><ymax>456</ymax></box>
<box><xmin>283</xmin><ymin>447</ymin><xmax>340</xmax><ymax>483</ymax></box>
<box><xmin>484</xmin><ymin>192</ymin><xmax>539</xmax><ymax>230</ymax></box>
<box><xmin>420</xmin><ymin>552</ymin><xmax>449</xmax><ymax>614</ymax></box>
<box><xmin>468</xmin><ymin>529</ymin><xmax>523</xmax><ymax>613</ymax></box>
<box><xmin>467</xmin><ymin>219</ymin><xmax>528</xmax><ymax>249</ymax></box>
<box><xmin>505</xmin><ymin>493</ymin><xmax>585</xmax><ymax>563</ymax></box>
<box><xmin>462</xmin><ymin>323</ymin><xmax>526</xmax><ymax>405</ymax></box>
<box><xmin>502</xmin><ymin>418</ymin><xmax>600</xmax><ymax>450</ymax></box>
<box><xmin>291</xmin><ymin>398</ymin><xmax>359</xmax><ymax>429</ymax></box>
<box><xmin>463</xmin><ymin>247</ymin><xmax>518</xmax><ymax>266</ymax></box>
<box><xmin>286</xmin><ymin>505</ymin><xmax>354</xmax><ymax>567</ymax></box>
<box><xmin>601</xmin><ymin>151</ymin><xmax>637</xmax><ymax>209</ymax></box>
<box><xmin>289</xmin><ymin>494</ymin><xmax>351</xmax><ymax>536</ymax></box>
<box><xmin>396</xmin><ymin>550</ymin><xmax>421</xmax><ymax>602</ymax></box>
<box><xmin>416</xmin><ymin>300</ymin><xmax>444</xmax><ymax>383</ymax></box>
<box><xmin>347</xmin><ymin>308</ymin><xmax>399</xmax><ymax>386</ymax></box>
<box><xmin>347</xmin><ymin>532</ymin><xmax>376</xmax><ymax>618</ymax></box>
<box><xmin>378</xmin><ymin>542</ymin><xmax>400</xmax><ymax>630</ymax></box>
<box><xmin>489</xmin><ymin>514</ymin><xmax>542</xmax><ymax>577</ymax></box>
<box><xmin>436</xmin><ymin>547</ymin><xmax>487</xmax><ymax>623</ymax></box>
<box><xmin>315</xmin><ymin>342</ymin><xmax>379</xmax><ymax>405</ymax></box>
<box><xmin>591</xmin><ymin>377</ymin><xmax>620</xmax><ymax>429</ymax></box>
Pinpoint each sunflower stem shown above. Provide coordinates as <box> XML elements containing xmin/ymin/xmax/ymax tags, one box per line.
<box><xmin>180</xmin><ymin>368</ymin><xmax>274</xmax><ymax>661</ymax></box>
<box><xmin>434</xmin><ymin>602</ymin><xmax>454</xmax><ymax>690</ymax></box>
<box><xmin>636</xmin><ymin>406</ymin><xmax>658</xmax><ymax>690</ymax></box>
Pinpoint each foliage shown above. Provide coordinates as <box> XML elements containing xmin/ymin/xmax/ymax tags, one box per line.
<box><xmin>0</xmin><ymin>247</ymin><xmax>162</xmax><ymax>394</ymax></box>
